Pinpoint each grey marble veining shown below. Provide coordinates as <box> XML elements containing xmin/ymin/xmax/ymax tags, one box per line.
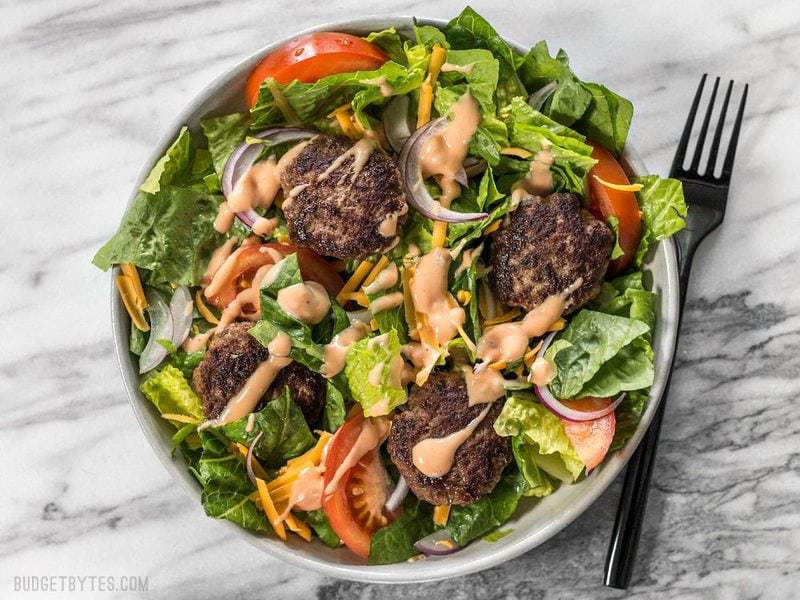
<box><xmin>1</xmin><ymin>0</ymin><xmax>799</xmax><ymax>598</ymax></box>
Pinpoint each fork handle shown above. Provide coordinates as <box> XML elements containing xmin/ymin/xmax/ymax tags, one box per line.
<box><xmin>603</xmin><ymin>230</ymin><xmax>697</xmax><ymax>589</ymax></box>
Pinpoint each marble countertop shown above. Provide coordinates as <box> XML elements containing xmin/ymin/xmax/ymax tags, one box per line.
<box><xmin>2</xmin><ymin>0</ymin><xmax>798</xmax><ymax>597</ymax></box>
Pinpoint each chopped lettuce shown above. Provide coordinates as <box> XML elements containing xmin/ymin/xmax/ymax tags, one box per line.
<box><xmin>212</xmin><ymin>387</ymin><xmax>315</xmax><ymax>467</ymax></box>
<box><xmin>446</xmin><ymin>467</ymin><xmax>528</xmax><ymax>545</ymax></box>
<box><xmin>437</xmin><ymin>48</ymin><xmax>499</xmax><ymax>115</ymax></box>
<box><xmin>139</xmin><ymin>365</ymin><xmax>204</xmax><ymax>422</ymax></box>
<box><xmin>368</xmin><ymin>499</ymin><xmax>435</xmax><ymax>565</ymax></box>
<box><xmin>92</xmin><ymin>186</ymin><xmax>226</xmax><ymax>286</ymax></box>
<box><xmin>445</xmin><ymin>166</ymin><xmax>507</xmax><ymax>246</ymax></box>
<box><xmin>633</xmin><ymin>175</ymin><xmax>688</xmax><ymax>265</ymax></box>
<box><xmin>364</xmin><ymin>28</ymin><xmax>406</xmax><ymax>64</ymax></box>
<box><xmin>200</xmin><ymin>112</ymin><xmax>249</xmax><ymax>178</ymax></box>
<box><xmin>494</xmin><ymin>394</ymin><xmax>584</xmax><ymax>482</ymax></box>
<box><xmin>344</xmin><ymin>330</ymin><xmax>407</xmax><ymax>417</ymax></box>
<box><xmin>607</xmin><ymin>216</ymin><xmax>625</xmax><ymax>260</ymax></box>
<box><xmin>544</xmin><ymin>310</ymin><xmax>652</xmax><ymax>400</ymax></box>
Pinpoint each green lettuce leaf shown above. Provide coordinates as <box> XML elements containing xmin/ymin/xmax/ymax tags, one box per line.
<box><xmin>607</xmin><ymin>216</ymin><xmax>625</xmax><ymax>260</ymax></box>
<box><xmin>92</xmin><ymin>186</ymin><xmax>226</xmax><ymax>286</ymax></box>
<box><xmin>544</xmin><ymin>310</ymin><xmax>651</xmax><ymax>400</ymax></box>
<box><xmin>368</xmin><ymin>499</ymin><xmax>435</xmax><ymax>565</ymax></box>
<box><xmin>139</xmin><ymin>365</ymin><xmax>204</xmax><ymax>422</ymax></box>
<box><xmin>364</xmin><ymin>28</ymin><xmax>406</xmax><ymax>64</ymax></box>
<box><xmin>344</xmin><ymin>330</ymin><xmax>407</xmax><ymax>417</ymax></box>
<box><xmin>296</xmin><ymin>509</ymin><xmax>341</xmax><ymax>548</ymax></box>
<box><xmin>212</xmin><ymin>386</ymin><xmax>315</xmax><ymax>467</ymax></box>
<box><xmin>201</xmin><ymin>112</ymin><xmax>250</xmax><ymax>177</ymax></box>
<box><xmin>632</xmin><ymin>175</ymin><xmax>687</xmax><ymax>265</ymax></box>
<box><xmin>139</xmin><ymin>126</ymin><xmax>193</xmax><ymax>194</ymax></box>
<box><xmin>494</xmin><ymin>393</ymin><xmax>584</xmax><ymax>481</ymax></box>
<box><xmin>322</xmin><ymin>381</ymin><xmax>346</xmax><ymax>433</ymax></box>
<box><xmin>446</xmin><ymin>467</ymin><xmax>528</xmax><ymax>545</ymax></box>
<box><xmin>438</xmin><ymin>48</ymin><xmax>499</xmax><ymax>114</ymax></box>
<box><xmin>413</xmin><ymin>22</ymin><xmax>447</xmax><ymax>48</ymax></box>
<box><xmin>512</xmin><ymin>435</ymin><xmax>557</xmax><ymax>497</ymax></box>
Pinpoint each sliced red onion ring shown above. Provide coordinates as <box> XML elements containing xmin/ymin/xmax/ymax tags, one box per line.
<box><xmin>139</xmin><ymin>290</ymin><xmax>174</xmax><ymax>374</ymax></box>
<box><xmin>414</xmin><ymin>529</ymin><xmax>461</xmax><ymax>556</ymax></box>
<box><xmin>528</xmin><ymin>81</ymin><xmax>558</xmax><ymax>111</ymax></box>
<box><xmin>399</xmin><ymin>117</ymin><xmax>488</xmax><ymax>223</ymax></box>
<box><xmin>221</xmin><ymin>128</ymin><xmax>317</xmax><ymax>230</ymax></box>
<box><xmin>463</xmin><ymin>156</ymin><xmax>486</xmax><ymax>178</ymax></box>
<box><xmin>383</xmin><ymin>95</ymin><xmax>413</xmax><ymax>153</ymax></box>
<box><xmin>346</xmin><ymin>309</ymin><xmax>373</xmax><ymax>325</ymax></box>
<box><xmin>245</xmin><ymin>431</ymin><xmax>265</xmax><ymax>486</ymax></box>
<box><xmin>169</xmin><ymin>286</ymin><xmax>193</xmax><ymax>347</ymax></box>
<box><xmin>384</xmin><ymin>476</ymin><xmax>408</xmax><ymax>513</ymax></box>
<box><xmin>533</xmin><ymin>332</ymin><xmax>625</xmax><ymax>421</ymax></box>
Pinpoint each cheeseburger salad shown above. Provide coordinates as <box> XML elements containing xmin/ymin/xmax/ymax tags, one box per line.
<box><xmin>95</xmin><ymin>8</ymin><xmax>687</xmax><ymax>563</ymax></box>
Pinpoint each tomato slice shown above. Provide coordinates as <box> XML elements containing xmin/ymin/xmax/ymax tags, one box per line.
<box><xmin>245</xmin><ymin>32</ymin><xmax>389</xmax><ymax>107</ymax></box>
<box><xmin>322</xmin><ymin>413</ymin><xmax>392</xmax><ymax>559</ymax></box>
<box><xmin>560</xmin><ymin>397</ymin><xmax>616</xmax><ymax>471</ymax></box>
<box><xmin>206</xmin><ymin>243</ymin><xmax>343</xmax><ymax>308</ymax></box>
<box><xmin>587</xmin><ymin>145</ymin><xmax>642</xmax><ymax>274</ymax></box>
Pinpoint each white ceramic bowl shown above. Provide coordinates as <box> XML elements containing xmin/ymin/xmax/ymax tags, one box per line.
<box><xmin>111</xmin><ymin>16</ymin><xmax>679</xmax><ymax>584</ymax></box>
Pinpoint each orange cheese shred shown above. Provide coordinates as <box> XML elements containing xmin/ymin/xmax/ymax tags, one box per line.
<box><xmin>255</xmin><ymin>477</ymin><xmax>287</xmax><ymax>540</ymax></box>
<box><xmin>592</xmin><ymin>174</ymin><xmax>643</xmax><ymax>192</ymax></box>
<box><xmin>433</xmin><ymin>504</ymin><xmax>451</xmax><ymax>526</ymax></box>
<box><xmin>336</xmin><ymin>260</ymin><xmax>374</xmax><ymax>304</ymax></box>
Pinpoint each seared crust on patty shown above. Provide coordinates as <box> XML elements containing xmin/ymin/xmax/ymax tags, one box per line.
<box><xmin>192</xmin><ymin>322</ymin><xmax>325</xmax><ymax>425</ymax></box>
<box><xmin>280</xmin><ymin>135</ymin><xmax>408</xmax><ymax>259</ymax></box>
<box><xmin>489</xmin><ymin>192</ymin><xmax>613</xmax><ymax>314</ymax></box>
<box><xmin>387</xmin><ymin>371</ymin><xmax>511</xmax><ymax>506</ymax></box>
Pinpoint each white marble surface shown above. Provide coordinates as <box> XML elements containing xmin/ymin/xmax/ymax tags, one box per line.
<box><xmin>1</xmin><ymin>0</ymin><xmax>799</xmax><ymax>597</ymax></box>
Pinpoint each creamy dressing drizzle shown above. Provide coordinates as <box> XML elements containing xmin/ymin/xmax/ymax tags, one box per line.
<box><xmin>252</xmin><ymin>216</ymin><xmax>278</xmax><ymax>236</ymax></box>
<box><xmin>418</xmin><ymin>93</ymin><xmax>481</xmax><ymax>210</ymax></box>
<box><xmin>368</xmin><ymin>362</ymin><xmax>385</xmax><ymax>386</ymax></box>
<box><xmin>476</xmin><ymin>279</ymin><xmax>582</xmax><ymax>364</ymax></box>
<box><xmin>411</xmin><ymin>405</ymin><xmax>491</xmax><ymax>478</ymax></box>
<box><xmin>321</xmin><ymin>321</ymin><xmax>370</xmax><ymax>377</ymax></box>
<box><xmin>277</xmin><ymin>281</ymin><xmax>331</xmax><ymax>324</ymax></box>
<box><xmin>324</xmin><ymin>417</ymin><xmax>390</xmax><ymax>495</ymax></box>
<box><xmin>378</xmin><ymin>204</ymin><xmax>408</xmax><ymax>238</ymax></box>
<box><xmin>215</xmin><ymin>140</ymin><xmax>310</xmax><ymax>234</ymax></box>
<box><xmin>512</xmin><ymin>147</ymin><xmax>554</xmax><ymax>202</ymax></box>
<box><xmin>362</xmin><ymin>75</ymin><xmax>393</xmax><ymax>97</ymax></box>
<box><xmin>278</xmin><ymin>466</ymin><xmax>326</xmax><ymax>518</ymax></box>
<box><xmin>410</xmin><ymin>248</ymin><xmax>465</xmax><ymax>346</ymax></box>
<box><xmin>363</xmin><ymin>262</ymin><xmax>399</xmax><ymax>295</ymax></box>
<box><xmin>529</xmin><ymin>356</ymin><xmax>555</xmax><ymax>386</ymax></box>
<box><xmin>317</xmin><ymin>135</ymin><xmax>376</xmax><ymax>184</ymax></box>
<box><xmin>202</xmin><ymin>238</ymin><xmax>237</xmax><ymax>286</ymax></box>
<box><xmin>462</xmin><ymin>365</ymin><xmax>506</xmax><ymax>405</ymax></box>
<box><xmin>454</xmin><ymin>245</ymin><xmax>481</xmax><ymax>277</ymax></box>
<box><xmin>202</xmin><ymin>332</ymin><xmax>293</xmax><ymax>427</ymax></box>
<box><xmin>369</xmin><ymin>291</ymin><xmax>404</xmax><ymax>314</ymax></box>
<box><xmin>440</xmin><ymin>62</ymin><xmax>474</xmax><ymax>74</ymax></box>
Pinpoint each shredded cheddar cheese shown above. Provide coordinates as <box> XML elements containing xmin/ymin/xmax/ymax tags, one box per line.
<box><xmin>456</xmin><ymin>290</ymin><xmax>472</xmax><ymax>305</ymax></box>
<box><xmin>340</xmin><ymin>291</ymin><xmax>369</xmax><ymax>307</ymax></box>
<box><xmin>489</xmin><ymin>360</ymin><xmax>507</xmax><ymax>371</ymax></box>
<box><xmin>370</xmin><ymin>319</ymin><xmax>379</xmax><ymax>331</ymax></box>
<box><xmin>433</xmin><ymin>504</ymin><xmax>451</xmax><ymax>526</ymax></box>
<box><xmin>195</xmin><ymin>290</ymin><xmax>220</xmax><ymax>325</ymax></box>
<box><xmin>484</xmin><ymin>220</ymin><xmax>501</xmax><ymax>235</ymax></box>
<box><xmin>160</xmin><ymin>413</ymin><xmax>200</xmax><ymax>425</ymax></box>
<box><xmin>483</xmin><ymin>309</ymin><xmax>520</xmax><ymax>326</ymax></box>
<box><xmin>548</xmin><ymin>318</ymin><xmax>566</xmax><ymax>332</ymax></box>
<box><xmin>331</xmin><ymin>104</ymin><xmax>361</xmax><ymax>140</ymax></box>
<box><xmin>362</xmin><ymin>256</ymin><xmax>389</xmax><ymax>288</ymax></box>
<box><xmin>431</xmin><ymin>221</ymin><xmax>448</xmax><ymax>248</ymax></box>
<box><xmin>336</xmin><ymin>260</ymin><xmax>374</xmax><ymax>304</ymax></box>
<box><xmin>284</xmin><ymin>514</ymin><xmax>312</xmax><ymax>542</ymax></box>
<box><xmin>455</xmin><ymin>323</ymin><xmax>476</xmax><ymax>355</ymax></box>
<box><xmin>417</xmin><ymin>44</ymin><xmax>447</xmax><ymax>128</ymax></box>
<box><xmin>592</xmin><ymin>174</ymin><xmax>643</xmax><ymax>193</ymax></box>
<box><xmin>255</xmin><ymin>477</ymin><xmax>287</xmax><ymax>540</ymax></box>
<box><xmin>265</xmin><ymin>78</ymin><xmax>300</xmax><ymax>126</ymax></box>
<box><xmin>115</xmin><ymin>274</ymin><xmax>149</xmax><ymax>331</ymax></box>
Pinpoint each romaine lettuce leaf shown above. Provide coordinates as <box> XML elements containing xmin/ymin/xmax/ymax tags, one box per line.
<box><xmin>445</xmin><ymin>467</ymin><xmax>528</xmax><ymax>545</ymax></box>
<box><xmin>296</xmin><ymin>509</ymin><xmax>341</xmax><ymax>548</ymax></box>
<box><xmin>139</xmin><ymin>126</ymin><xmax>194</xmax><ymax>194</ymax></box>
<box><xmin>438</xmin><ymin>48</ymin><xmax>499</xmax><ymax>114</ymax></box>
<box><xmin>544</xmin><ymin>310</ymin><xmax>651</xmax><ymax>400</ymax></box>
<box><xmin>213</xmin><ymin>386</ymin><xmax>315</xmax><ymax>467</ymax></box>
<box><xmin>201</xmin><ymin>112</ymin><xmax>249</xmax><ymax>178</ymax></box>
<box><xmin>322</xmin><ymin>381</ymin><xmax>346</xmax><ymax>433</ymax></box>
<box><xmin>494</xmin><ymin>393</ymin><xmax>584</xmax><ymax>481</ymax></box>
<box><xmin>632</xmin><ymin>175</ymin><xmax>688</xmax><ymax>266</ymax></box>
<box><xmin>363</xmin><ymin>28</ymin><xmax>406</xmax><ymax>64</ymax></box>
<box><xmin>413</xmin><ymin>22</ymin><xmax>448</xmax><ymax>48</ymax></box>
<box><xmin>344</xmin><ymin>330</ymin><xmax>407</xmax><ymax>417</ymax></box>
<box><xmin>139</xmin><ymin>364</ymin><xmax>204</xmax><ymax>422</ymax></box>
<box><xmin>368</xmin><ymin>498</ymin><xmax>435</xmax><ymax>565</ymax></box>
<box><xmin>92</xmin><ymin>186</ymin><xmax>226</xmax><ymax>286</ymax></box>
<box><xmin>512</xmin><ymin>435</ymin><xmax>557</xmax><ymax>497</ymax></box>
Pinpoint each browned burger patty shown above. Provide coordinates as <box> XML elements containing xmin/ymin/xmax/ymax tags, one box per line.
<box><xmin>489</xmin><ymin>192</ymin><xmax>613</xmax><ymax>314</ymax></box>
<box><xmin>192</xmin><ymin>322</ymin><xmax>325</xmax><ymax>425</ymax></box>
<box><xmin>280</xmin><ymin>135</ymin><xmax>408</xmax><ymax>259</ymax></box>
<box><xmin>387</xmin><ymin>371</ymin><xmax>511</xmax><ymax>506</ymax></box>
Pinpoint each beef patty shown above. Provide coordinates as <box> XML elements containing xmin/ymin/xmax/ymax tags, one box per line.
<box><xmin>387</xmin><ymin>371</ymin><xmax>511</xmax><ymax>506</ymax></box>
<box><xmin>280</xmin><ymin>135</ymin><xmax>408</xmax><ymax>259</ymax></box>
<box><xmin>489</xmin><ymin>192</ymin><xmax>613</xmax><ymax>314</ymax></box>
<box><xmin>192</xmin><ymin>321</ymin><xmax>325</xmax><ymax>426</ymax></box>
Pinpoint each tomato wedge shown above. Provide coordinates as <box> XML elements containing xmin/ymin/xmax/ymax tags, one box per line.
<box><xmin>322</xmin><ymin>412</ymin><xmax>392</xmax><ymax>559</ymax></box>
<box><xmin>206</xmin><ymin>243</ymin><xmax>343</xmax><ymax>308</ymax></box>
<box><xmin>560</xmin><ymin>397</ymin><xmax>616</xmax><ymax>471</ymax></box>
<box><xmin>245</xmin><ymin>32</ymin><xmax>389</xmax><ymax>107</ymax></box>
<box><xmin>587</xmin><ymin>145</ymin><xmax>642</xmax><ymax>274</ymax></box>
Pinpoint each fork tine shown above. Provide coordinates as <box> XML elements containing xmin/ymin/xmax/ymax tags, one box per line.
<box><xmin>706</xmin><ymin>80</ymin><xmax>734</xmax><ymax>177</ymax></box>
<box><xmin>721</xmin><ymin>84</ymin><xmax>749</xmax><ymax>181</ymax></box>
<box><xmin>689</xmin><ymin>76</ymin><xmax>720</xmax><ymax>173</ymax></box>
<box><xmin>670</xmin><ymin>74</ymin><xmax>707</xmax><ymax>176</ymax></box>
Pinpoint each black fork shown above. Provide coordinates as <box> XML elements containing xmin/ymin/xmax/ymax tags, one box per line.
<box><xmin>604</xmin><ymin>74</ymin><xmax>749</xmax><ymax>590</ymax></box>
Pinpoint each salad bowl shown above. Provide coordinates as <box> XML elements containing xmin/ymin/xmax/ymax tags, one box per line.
<box><xmin>110</xmin><ymin>16</ymin><xmax>680</xmax><ymax>583</ymax></box>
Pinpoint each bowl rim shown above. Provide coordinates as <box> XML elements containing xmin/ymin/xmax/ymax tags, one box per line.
<box><xmin>110</xmin><ymin>15</ymin><xmax>680</xmax><ymax>584</ymax></box>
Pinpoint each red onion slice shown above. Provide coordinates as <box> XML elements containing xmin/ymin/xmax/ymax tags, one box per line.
<box><xmin>528</xmin><ymin>82</ymin><xmax>558</xmax><ymax>111</ymax></box>
<box><xmin>383</xmin><ymin>95</ymin><xmax>413</xmax><ymax>153</ymax></box>
<box><xmin>414</xmin><ymin>529</ymin><xmax>461</xmax><ymax>556</ymax></box>
<box><xmin>138</xmin><ymin>290</ymin><xmax>174</xmax><ymax>374</ymax></box>
<box><xmin>398</xmin><ymin>117</ymin><xmax>488</xmax><ymax>223</ymax></box>
<box><xmin>384</xmin><ymin>476</ymin><xmax>408</xmax><ymax>513</ymax></box>
<box><xmin>533</xmin><ymin>332</ymin><xmax>625</xmax><ymax>422</ymax></box>
<box><xmin>169</xmin><ymin>286</ymin><xmax>193</xmax><ymax>348</ymax></box>
<box><xmin>221</xmin><ymin>128</ymin><xmax>317</xmax><ymax>231</ymax></box>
